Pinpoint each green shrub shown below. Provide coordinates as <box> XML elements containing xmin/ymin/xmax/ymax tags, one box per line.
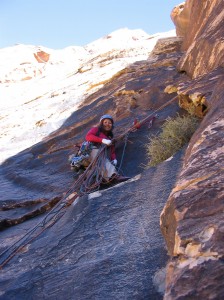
<box><xmin>147</xmin><ymin>113</ymin><xmax>200</xmax><ymax>166</ymax></box>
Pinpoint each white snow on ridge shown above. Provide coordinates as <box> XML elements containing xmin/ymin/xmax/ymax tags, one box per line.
<box><xmin>0</xmin><ymin>28</ymin><xmax>175</xmax><ymax>163</ymax></box>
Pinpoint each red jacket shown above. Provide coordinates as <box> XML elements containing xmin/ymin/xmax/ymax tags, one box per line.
<box><xmin>85</xmin><ymin>127</ymin><xmax>116</xmax><ymax>160</ymax></box>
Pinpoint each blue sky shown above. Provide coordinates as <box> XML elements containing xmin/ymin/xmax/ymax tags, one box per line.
<box><xmin>0</xmin><ymin>0</ymin><xmax>180</xmax><ymax>49</ymax></box>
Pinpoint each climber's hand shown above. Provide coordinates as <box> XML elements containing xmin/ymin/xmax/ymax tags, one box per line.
<box><xmin>102</xmin><ymin>139</ymin><xmax>112</xmax><ymax>146</ymax></box>
<box><xmin>111</xmin><ymin>159</ymin><xmax>118</xmax><ymax>166</ymax></box>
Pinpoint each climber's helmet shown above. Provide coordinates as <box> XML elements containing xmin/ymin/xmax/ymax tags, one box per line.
<box><xmin>100</xmin><ymin>114</ymin><xmax>114</xmax><ymax>124</ymax></box>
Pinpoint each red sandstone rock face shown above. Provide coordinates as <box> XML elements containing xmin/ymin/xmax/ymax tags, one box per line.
<box><xmin>172</xmin><ymin>0</ymin><xmax>224</xmax><ymax>78</ymax></box>
<box><xmin>161</xmin><ymin>69</ymin><xmax>224</xmax><ymax>300</ymax></box>
<box><xmin>160</xmin><ymin>0</ymin><xmax>224</xmax><ymax>298</ymax></box>
<box><xmin>34</xmin><ymin>50</ymin><xmax>50</xmax><ymax>63</ymax></box>
<box><xmin>177</xmin><ymin>67</ymin><xmax>223</xmax><ymax>118</ymax></box>
<box><xmin>170</xmin><ymin>2</ymin><xmax>187</xmax><ymax>37</ymax></box>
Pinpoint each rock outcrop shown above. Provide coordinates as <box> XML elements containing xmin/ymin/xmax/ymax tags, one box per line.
<box><xmin>172</xmin><ymin>0</ymin><xmax>224</xmax><ymax>78</ymax></box>
<box><xmin>161</xmin><ymin>73</ymin><xmax>224</xmax><ymax>298</ymax></box>
<box><xmin>161</xmin><ymin>0</ymin><xmax>224</xmax><ymax>299</ymax></box>
<box><xmin>34</xmin><ymin>50</ymin><xmax>50</xmax><ymax>63</ymax></box>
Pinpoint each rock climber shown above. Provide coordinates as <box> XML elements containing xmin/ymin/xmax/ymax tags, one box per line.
<box><xmin>85</xmin><ymin>114</ymin><xmax>130</xmax><ymax>183</ymax></box>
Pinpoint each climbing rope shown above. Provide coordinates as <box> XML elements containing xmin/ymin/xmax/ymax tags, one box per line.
<box><xmin>116</xmin><ymin>111</ymin><xmax>161</xmax><ymax>173</ymax></box>
<box><xmin>0</xmin><ymin>95</ymin><xmax>179</xmax><ymax>269</ymax></box>
<box><xmin>116</xmin><ymin>95</ymin><xmax>178</xmax><ymax>141</ymax></box>
<box><xmin>116</xmin><ymin>131</ymin><xmax>130</xmax><ymax>174</ymax></box>
<box><xmin>0</xmin><ymin>146</ymin><xmax>108</xmax><ymax>269</ymax></box>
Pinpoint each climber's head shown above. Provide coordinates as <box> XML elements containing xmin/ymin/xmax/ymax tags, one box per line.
<box><xmin>99</xmin><ymin>114</ymin><xmax>114</xmax><ymax>132</ymax></box>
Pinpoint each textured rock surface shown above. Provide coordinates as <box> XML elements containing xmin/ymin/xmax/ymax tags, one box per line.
<box><xmin>161</xmin><ymin>70</ymin><xmax>224</xmax><ymax>300</ymax></box>
<box><xmin>34</xmin><ymin>50</ymin><xmax>50</xmax><ymax>63</ymax></box>
<box><xmin>161</xmin><ymin>72</ymin><xmax>224</xmax><ymax>255</ymax></box>
<box><xmin>160</xmin><ymin>0</ymin><xmax>224</xmax><ymax>298</ymax></box>
<box><xmin>0</xmin><ymin>150</ymin><xmax>184</xmax><ymax>300</ymax></box>
<box><xmin>174</xmin><ymin>0</ymin><xmax>224</xmax><ymax>78</ymax></box>
<box><xmin>177</xmin><ymin>67</ymin><xmax>223</xmax><ymax>118</ymax></box>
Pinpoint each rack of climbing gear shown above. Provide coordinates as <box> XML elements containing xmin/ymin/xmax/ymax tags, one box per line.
<box><xmin>69</xmin><ymin>141</ymin><xmax>94</xmax><ymax>171</ymax></box>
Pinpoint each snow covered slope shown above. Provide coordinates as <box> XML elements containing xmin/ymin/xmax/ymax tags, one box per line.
<box><xmin>0</xmin><ymin>28</ymin><xmax>175</xmax><ymax>163</ymax></box>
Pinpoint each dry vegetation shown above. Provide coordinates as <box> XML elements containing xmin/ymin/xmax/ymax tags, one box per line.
<box><xmin>147</xmin><ymin>113</ymin><xmax>200</xmax><ymax>166</ymax></box>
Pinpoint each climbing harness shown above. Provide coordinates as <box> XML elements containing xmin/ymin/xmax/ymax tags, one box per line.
<box><xmin>0</xmin><ymin>95</ymin><xmax>179</xmax><ymax>269</ymax></box>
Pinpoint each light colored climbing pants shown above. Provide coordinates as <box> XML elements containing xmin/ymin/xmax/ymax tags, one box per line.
<box><xmin>90</xmin><ymin>148</ymin><xmax>117</xmax><ymax>181</ymax></box>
